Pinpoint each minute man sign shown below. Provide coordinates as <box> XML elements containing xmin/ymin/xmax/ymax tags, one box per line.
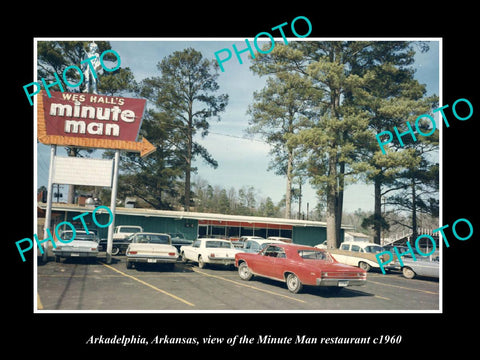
<box><xmin>37</xmin><ymin>90</ymin><xmax>156</xmax><ymax>157</ymax></box>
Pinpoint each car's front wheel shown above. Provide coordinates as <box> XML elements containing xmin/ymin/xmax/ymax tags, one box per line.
<box><xmin>286</xmin><ymin>273</ymin><xmax>303</xmax><ymax>293</ymax></box>
<box><xmin>402</xmin><ymin>267</ymin><xmax>416</xmax><ymax>279</ymax></box>
<box><xmin>238</xmin><ymin>262</ymin><xmax>253</xmax><ymax>281</ymax></box>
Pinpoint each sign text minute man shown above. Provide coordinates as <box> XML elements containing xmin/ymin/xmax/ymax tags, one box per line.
<box><xmin>50</xmin><ymin>93</ymin><xmax>136</xmax><ymax>138</ymax></box>
<box><xmin>41</xmin><ymin>90</ymin><xmax>146</xmax><ymax>142</ymax></box>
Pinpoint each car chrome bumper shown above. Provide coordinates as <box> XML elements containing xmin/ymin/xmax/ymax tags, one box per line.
<box><xmin>316</xmin><ymin>278</ymin><xmax>366</xmax><ymax>287</ymax></box>
<box><xmin>126</xmin><ymin>255</ymin><xmax>177</xmax><ymax>263</ymax></box>
<box><xmin>207</xmin><ymin>257</ymin><xmax>236</xmax><ymax>265</ymax></box>
<box><xmin>53</xmin><ymin>250</ymin><xmax>98</xmax><ymax>258</ymax></box>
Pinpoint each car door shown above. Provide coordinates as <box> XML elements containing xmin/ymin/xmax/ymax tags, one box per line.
<box><xmin>185</xmin><ymin>240</ymin><xmax>201</xmax><ymax>260</ymax></box>
<box><xmin>415</xmin><ymin>257</ymin><xmax>439</xmax><ymax>277</ymax></box>
<box><xmin>269</xmin><ymin>246</ymin><xmax>288</xmax><ymax>280</ymax></box>
<box><xmin>251</xmin><ymin>245</ymin><xmax>278</xmax><ymax>277</ymax></box>
<box><xmin>333</xmin><ymin>244</ymin><xmax>350</xmax><ymax>264</ymax></box>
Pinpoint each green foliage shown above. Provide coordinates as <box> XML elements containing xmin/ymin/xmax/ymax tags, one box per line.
<box><xmin>139</xmin><ymin>48</ymin><xmax>229</xmax><ymax>210</ymax></box>
<box><xmin>250</xmin><ymin>40</ymin><xmax>439</xmax><ymax>246</ymax></box>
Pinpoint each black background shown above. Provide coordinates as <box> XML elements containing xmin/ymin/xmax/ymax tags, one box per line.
<box><xmin>7</xmin><ymin>3</ymin><xmax>477</xmax><ymax>356</ymax></box>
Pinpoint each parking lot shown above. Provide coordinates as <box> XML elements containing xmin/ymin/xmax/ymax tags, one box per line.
<box><xmin>36</xmin><ymin>252</ymin><xmax>440</xmax><ymax>312</ymax></box>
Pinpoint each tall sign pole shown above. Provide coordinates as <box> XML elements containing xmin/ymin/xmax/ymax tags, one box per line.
<box><xmin>42</xmin><ymin>144</ymin><xmax>56</xmax><ymax>262</ymax></box>
<box><xmin>37</xmin><ymin>89</ymin><xmax>154</xmax><ymax>263</ymax></box>
<box><xmin>106</xmin><ymin>150</ymin><xmax>120</xmax><ymax>264</ymax></box>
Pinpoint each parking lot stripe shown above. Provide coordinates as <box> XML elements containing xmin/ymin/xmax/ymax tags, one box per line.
<box><xmin>192</xmin><ymin>268</ymin><xmax>306</xmax><ymax>303</ymax></box>
<box><xmin>37</xmin><ymin>293</ymin><xmax>43</xmax><ymax>310</ymax></box>
<box><xmin>100</xmin><ymin>262</ymin><xmax>195</xmax><ymax>307</ymax></box>
<box><xmin>367</xmin><ymin>279</ymin><xmax>438</xmax><ymax>295</ymax></box>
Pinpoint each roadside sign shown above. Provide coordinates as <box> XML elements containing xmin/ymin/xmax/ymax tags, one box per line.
<box><xmin>53</xmin><ymin>157</ymin><xmax>114</xmax><ymax>187</ymax></box>
<box><xmin>37</xmin><ymin>90</ymin><xmax>155</xmax><ymax>157</ymax></box>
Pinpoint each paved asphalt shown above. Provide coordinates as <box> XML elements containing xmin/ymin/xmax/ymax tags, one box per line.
<box><xmin>36</xmin><ymin>254</ymin><xmax>439</xmax><ymax>311</ymax></box>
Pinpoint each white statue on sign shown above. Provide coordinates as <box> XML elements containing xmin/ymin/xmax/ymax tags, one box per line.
<box><xmin>82</xmin><ymin>41</ymin><xmax>103</xmax><ymax>94</ymax></box>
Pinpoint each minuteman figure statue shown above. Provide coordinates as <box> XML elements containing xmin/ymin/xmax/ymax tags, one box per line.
<box><xmin>82</xmin><ymin>41</ymin><xmax>103</xmax><ymax>94</ymax></box>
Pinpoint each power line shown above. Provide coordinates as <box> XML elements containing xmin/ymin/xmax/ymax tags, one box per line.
<box><xmin>209</xmin><ymin>131</ymin><xmax>266</xmax><ymax>143</ymax></box>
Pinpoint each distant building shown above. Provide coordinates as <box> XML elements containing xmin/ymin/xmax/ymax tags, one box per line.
<box><xmin>344</xmin><ymin>231</ymin><xmax>371</xmax><ymax>242</ymax></box>
<box><xmin>37</xmin><ymin>203</ymin><xmax>354</xmax><ymax>246</ymax></box>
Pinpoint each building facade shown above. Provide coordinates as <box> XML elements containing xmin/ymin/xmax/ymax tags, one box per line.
<box><xmin>39</xmin><ymin>203</ymin><xmax>353</xmax><ymax>247</ymax></box>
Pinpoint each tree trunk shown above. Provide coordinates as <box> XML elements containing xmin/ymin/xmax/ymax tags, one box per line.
<box><xmin>326</xmin><ymin>151</ymin><xmax>337</xmax><ymax>249</ymax></box>
<box><xmin>411</xmin><ymin>178</ymin><xmax>417</xmax><ymax>240</ymax></box>
<box><xmin>373</xmin><ymin>178</ymin><xmax>382</xmax><ymax>245</ymax></box>
<box><xmin>335</xmin><ymin>161</ymin><xmax>345</xmax><ymax>247</ymax></box>
<box><xmin>184</xmin><ymin>108</ymin><xmax>193</xmax><ymax>211</ymax></box>
<box><xmin>285</xmin><ymin>149</ymin><xmax>293</xmax><ymax>219</ymax></box>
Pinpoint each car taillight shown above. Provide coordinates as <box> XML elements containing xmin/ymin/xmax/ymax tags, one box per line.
<box><xmin>91</xmin><ymin>248</ymin><xmax>97</xmax><ymax>251</ymax></box>
<box><xmin>321</xmin><ymin>272</ymin><xmax>329</xmax><ymax>277</ymax></box>
<box><xmin>129</xmin><ymin>251</ymin><xmax>137</xmax><ymax>255</ymax></box>
<box><xmin>168</xmin><ymin>252</ymin><xmax>176</xmax><ymax>256</ymax></box>
<box><xmin>210</xmin><ymin>253</ymin><xmax>215</xmax><ymax>258</ymax></box>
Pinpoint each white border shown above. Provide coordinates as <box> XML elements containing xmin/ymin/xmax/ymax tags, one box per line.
<box><xmin>33</xmin><ymin>37</ymin><xmax>443</xmax><ymax>314</ymax></box>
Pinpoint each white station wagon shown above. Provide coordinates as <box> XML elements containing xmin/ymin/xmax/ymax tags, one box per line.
<box><xmin>126</xmin><ymin>232</ymin><xmax>178</xmax><ymax>269</ymax></box>
<box><xmin>180</xmin><ymin>238</ymin><xmax>243</xmax><ymax>268</ymax></box>
<box><xmin>329</xmin><ymin>241</ymin><xmax>385</xmax><ymax>272</ymax></box>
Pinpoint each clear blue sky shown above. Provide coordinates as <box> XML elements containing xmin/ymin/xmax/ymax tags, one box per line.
<box><xmin>36</xmin><ymin>38</ymin><xmax>440</xmax><ymax>214</ymax></box>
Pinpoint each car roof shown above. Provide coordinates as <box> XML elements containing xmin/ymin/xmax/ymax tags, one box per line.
<box><xmin>248</xmin><ymin>239</ymin><xmax>284</xmax><ymax>244</ymax></box>
<box><xmin>135</xmin><ymin>232</ymin><xmax>170</xmax><ymax>236</ymax></box>
<box><xmin>341</xmin><ymin>241</ymin><xmax>380</xmax><ymax>246</ymax></box>
<box><xmin>200</xmin><ymin>238</ymin><xmax>230</xmax><ymax>241</ymax></box>
<box><xmin>266</xmin><ymin>243</ymin><xmax>324</xmax><ymax>251</ymax></box>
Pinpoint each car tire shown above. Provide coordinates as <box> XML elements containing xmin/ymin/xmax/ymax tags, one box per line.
<box><xmin>126</xmin><ymin>260</ymin><xmax>133</xmax><ymax>269</ymax></box>
<box><xmin>238</xmin><ymin>262</ymin><xmax>253</xmax><ymax>281</ymax></box>
<box><xmin>55</xmin><ymin>255</ymin><xmax>61</xmax><ymax>263</ymax></box>
<box><xmin>402</xmin><ymin>267</ymin><xmax>416</xmax><ymax>279</ymax></box>
<box><xmin>111</xmin><ymin>246</ymin><xmax>120</xmax><ymax>256</ymax></box>
<box><xmin>358</xmin><ymin>261</ymin><xmax>371</xmax><ymax>272</ymax></box>
<box><xmin>198</xmin><ymin>255</ymin><xmax>205</xmax><ymax>269</ymax></box>
<box><xmin>286</xmin><ymin>273</ymin><xmax>303</xmax><ymax>294</ymax></box>
<box><xmin>181</xmin><ymin>252</ymin><xmax>188</xmax><ymax>263</ymax></box>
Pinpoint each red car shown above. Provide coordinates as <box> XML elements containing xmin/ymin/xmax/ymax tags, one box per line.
<box><xmin>235</xmin><ymin>244</ymin><xmax>367</xmax><ymax>293</ymax></box>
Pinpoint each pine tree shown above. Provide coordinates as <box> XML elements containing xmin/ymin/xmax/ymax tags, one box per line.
<box><xmin>140</xmin><ymin>48</ymin><xmax>228</xmax><ymax>211</ymax></box>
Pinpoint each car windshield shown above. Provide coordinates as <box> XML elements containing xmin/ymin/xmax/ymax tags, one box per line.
<box><xmin>60</xmin><ymin>231</ymin><xmax>97</xmax><ymax>242</ymax></box>
<box><xmin>364</xmin><ymin>245</ymin><xmax>384</xmax><ymax>253</ymax></box>
<box><xmin>298</xmin><ymin>250</ymin><xmax>332</xmax><ymax>262</ymax></box>
<box><xmin>135</xmin><ymin>234</ymin><xmax>170</xmax><ymax>244</ymax></box>
<box><xmin>120</xmin><ymin>227</ymin><xmax>141</xmax><ymax>233</ymax></box>
<box><xmin>206</xmin><ymin>241</ymin><xmax>232</xmax><ymax>248</ymax></box>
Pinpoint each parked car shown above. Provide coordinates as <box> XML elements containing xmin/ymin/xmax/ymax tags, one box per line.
<box><xmin>242</xmin><ymin>238</ymin><xmax>284</xmax><ymax>253</ymax></box>
<box><xmin>113</xmin><ymin>225</ymin><xmax>143</xmax><ymax>240</ymax></box>
<box><xmin>169</xmin><ymin>232</ymin><xmax>194</xmax><ymax>251</ymax></box>
<box><xmin>98</xmin><ymin>234</ymin><xmax>134</xmax><ymax>255</ymax></box>
<box><xmin>383</xmin><ymin>245</ymin><xmax>409</xmax><ymax>254</ymax></box>
<box><xmin>235</xmin><ymin>244</ymin><xmax>366</xmax><ymax>294</ymax></box>
<box><xmin>125</xmin><ymin>233</ymin><xmax>178</xmax><ymax>269</ymax></box>
<box><xmin>389</xmin><ymin>253</ymin><xmax>439</xmax><ymax>279</ymax></box>
<box><xmin>315</xmin><ymin>240</ymin><xmax>327</xmax><ymax>249</ymax></box>
<box><xmin>231</xmin><ymin>236</ymin><xmax>265</xmax><ymax>248</ymax></box>
<box><xmin>266</xmin><ymin>236</ymin><xmax>292</xmax><ymax>243</ymax></box>
<box><xmin>329</xmin><ymin>241</ymin><xmax>385</xmax><ymax>272</ymax></box>
<box><xmin>180</xmin><ymin>238</ymin><xmax>244</xmax><ymax>268</ymax></box>
<box><xmin>53</xmin><ymin>230</ymin><xmax>99</xmax><ymax>262</ymax></box>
